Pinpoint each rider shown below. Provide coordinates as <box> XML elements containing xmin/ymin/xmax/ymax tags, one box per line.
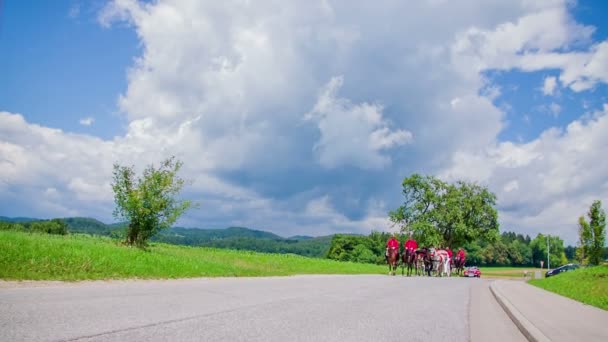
<box><xmin>386</xmin><ymin>234</ymin><xmax>400</xmax><ymax>263</ymax></box>
<box><xmin>404</xmin><ymin>234</ymin><xmax>418</xmax><ymax>254</ymax></box>
<box><xmin>456</xmin><ymin>247</ymin><xmax>466</xmax><ymax>264</ymax></box>
<box><xmin>446</xmin><ymin>247</ymin><xmax>453</xmax><ymax>267</ymax></box>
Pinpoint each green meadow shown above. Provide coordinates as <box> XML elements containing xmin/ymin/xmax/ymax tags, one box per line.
<box><xmin>0</xmin><ymin>231</ymin><xmax>387</xmax><ymax>281</ymax></box>
<box><xmin>529</xmin><ymin>265</ymin><xmax>608</xmax><ymax>311</ymax></box>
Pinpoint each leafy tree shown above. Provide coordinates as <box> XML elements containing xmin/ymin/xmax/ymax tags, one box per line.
<box><xmin>564</xmin><ymin>245</ymin><xmax>577</xmax><ymax>262</ymax></box>
<box><xmin>352</xmin><ymin>244</ymin><xmax>377</xmax><ymax>264</ymax></box>
<box><xmin>530</xmin><ymin>234</ymin><xmax>566</xmax><ymax>268</ymax></box>
<box><xmin>112</xmin><ymin>157</ymin><xmax>194</xmax><ymax>247</ymax></box>
<box><xmin>389</xmin><ymin>174</ymin><xmax>499</xmax><ymax>248</ymax></box>
<box><xmin>327</xmin><ymin>234</ymin><xmax>388</xmax><ymax>264</ymax></box>
<box><xmin>577</xmin><ymin>215</ymin><xmax>592</xmax><ymax>264</ymax></box>
<box><xmin>578</xmin><ymin>200</ymin><xmax>607</xmax><ymax>265</ymax></box>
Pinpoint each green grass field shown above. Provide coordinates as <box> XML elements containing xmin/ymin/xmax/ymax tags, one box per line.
<box><xmin>0</xmin><ymin>231</ymin><xmax>388</xmax><ymax>280</ymax></box>
<box><xmin>529</xmin><ymin>265</ymin><xmax>608</xmax><ymax>311</ymax></box>
<box><xmin>479</xmin><ymin>266</ymin><xmax>545</xmax><ymax>278</ymax></box>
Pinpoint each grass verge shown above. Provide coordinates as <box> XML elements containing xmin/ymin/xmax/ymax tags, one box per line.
<box><xmin>480</xmin><ymin>267</ymin><xmax>545</xmax><ymax>278</ymax></box>
<box><xmin>0</xmin><ymin>231</ymin><xmax>387</xmax><ymax>281</ymax></box>
<box><xmin>528</xmin><ymin>265</ymin><xmax>608</xmax><ymax>311</ymax></box>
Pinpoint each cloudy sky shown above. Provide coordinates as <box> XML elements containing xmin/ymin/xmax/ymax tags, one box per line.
<box><xmin>1</xmin><ymin>0</ymin><xmax>607</xmax><ymax>243</ymax></box>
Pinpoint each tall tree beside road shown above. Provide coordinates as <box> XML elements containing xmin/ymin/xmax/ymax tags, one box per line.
<box><xmin>112</xmin><ymin>157</ymin><xmax>194</xmax><ymax>247</ymax></box>
<box><xmin>530</xmin><ymin>234</ymin><xmax>567</xmax><ymax>268</ymax></box>
<box><xmin>577</xmin><ymin>216</ymin><xmax>592</xmax><ymax>264</ymax></box>
<box><xmin>578</xmin><ymin>200</ymin><xmax>606</xmax><ymax>265</ymax></box>
<box><xmin>389</xmin><ymin>174</ymin><xmax>499</xmax><ymax>248</ymax></box>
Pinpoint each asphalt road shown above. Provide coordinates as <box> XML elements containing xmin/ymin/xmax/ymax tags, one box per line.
<box><xmin>0</xmin><ymin>275</ymin><xmax>525</xmax><ymax>342</ymax></box>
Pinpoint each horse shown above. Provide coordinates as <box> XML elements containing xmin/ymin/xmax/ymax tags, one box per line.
<box><xmin>415</xmin><ymin>249</ymin><xmax>427</xmax><ymax>276</ymax></box>
<box><xmin>402</xmin><ymin>248</ymin><xmax>417</xmax><ymax>276</ymax></box>
<box><xmin>427</xmin><ymin>247</ymin><xmax>439</xmax><ymax>276</ymax></box>
<box><xmin>426</xmin><ymin>248</ymin><xmax>450</xmax><ymax>277</ymax></box>
<box><xmin>434</xmin><ymin>249</ymin><xmax>451</xmax><ymax>277</ymax></box>
<box><xmin>387</xmin><ymin>247</ymin><xmax>399</xmax><ymax>276</ymax></box>
<box><xmin>453</xmin><ymin>256</ymin><xmax>465</xmax><ymax>276</ymax></box>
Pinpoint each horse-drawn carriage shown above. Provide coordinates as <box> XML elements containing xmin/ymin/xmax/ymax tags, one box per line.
<box><xmin>389</xmin><ymin>247</ymin><xmax>466</xmax><ymax>277</ymax></box>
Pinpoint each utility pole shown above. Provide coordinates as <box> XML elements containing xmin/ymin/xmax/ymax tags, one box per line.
<box><xmin>547</xmin><ymin>235</ymin><xmax>550</xmax><ymax>270</ymax></box>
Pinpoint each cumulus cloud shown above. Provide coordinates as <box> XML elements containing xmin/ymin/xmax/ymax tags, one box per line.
<box><xmin>440</xmin><ymin>105</ymin><xmax>608</xmax><ymax>243</ymax></box>
<box><xmin>79</xmin><ymin>117</ymin><xmax>95</xmax><ymax>126</ymax></box>
<box><xmin>305</xmin><ymin>76</ymin><xmax>412</xmax><ymax>169</ymax></box>
<box><xmin>2</xmin><ymin>0</ymin><xmax>608</xmax><ymax>240</ymax></box>
<box><xmin>542</xmin><ymin>76</ymin><xmax>558</xmax><ymax>95</ymax></box>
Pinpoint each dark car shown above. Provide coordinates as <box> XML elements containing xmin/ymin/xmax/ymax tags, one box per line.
<box><xmin>545</xmin><ymin>263</ymin><xmax>579</xmax><ymax>277</ymax></box>
<box><xmin>463</xmin><ymin>266</ymin><xmax>481</xmax><ymax>278</ymax></box>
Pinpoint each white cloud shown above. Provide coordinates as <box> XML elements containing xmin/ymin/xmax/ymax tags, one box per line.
<box><xmin>68</xmin><ymin>3</ymin><xmax>81</xmax><ymax>19</ymax></box>
<box><xmin>542</xmin><ymin>76</ymin><xmax>558</xmax><ymax>95</ymax></box>
<box><xmin>79</xmin><ymin>117</ymin><xmax>95</xmax><ymax>126</ymax></box>
<box><xmin>440</xmin><ymin>105</ymin><xmax>608</xmax><ymax>244</ymax></box>
<box><xmin>305</xmin><ymin>76</ymin><xmax>412</xmax><ymax>169</ymax></box>
<box><xmin>2</xmin><ymin>0</ymin><xmax>608</xmax><ymax>241</ymax></box>
<box><xmin>550</xmin><ymin>102</ymin><xmax>561</xmax><ymax>117</ymax></box>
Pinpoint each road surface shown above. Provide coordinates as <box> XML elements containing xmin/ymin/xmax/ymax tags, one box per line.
<box><xmin>0</xmin><ymin>275</ymin><xmax>525</xmax><ymax>341</ymax></box>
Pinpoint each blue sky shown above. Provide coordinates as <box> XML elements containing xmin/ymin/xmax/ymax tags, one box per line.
<box><xmin>0</xmin><ymin>0</ymin><xmax>138</xmax><ymax>139</ymax></box>
<box><xmin>1</xmin><ymin>0</ymin><xmax>608</xmax><ymax>244</ymax></box>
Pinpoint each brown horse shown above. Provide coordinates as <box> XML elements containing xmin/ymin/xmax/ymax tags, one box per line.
<box><xmin>387</xmin><ymin>247</ymin><xmax>399</xmax><ymax>276</ymax></box>
<box><xmin>402</xmin><ymin>248</ymin><xmax>416</xmax><ymax>276</ymax></box>
<box><xmin>454</xmin><ymin>256</ymin><xmax>466</xmax><ymax>276</ymax></box>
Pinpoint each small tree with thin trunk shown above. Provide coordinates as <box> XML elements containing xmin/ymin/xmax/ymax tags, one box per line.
<box><xmin>578</xmin><ymin>200</ymin><xmax>606</xmax><ymax>266</ymax></box>
<box><xmin>576</xmin><ymin>216</ymin><xmax>592</xmax><ymax>264</ymax></box>
<box><xmin>112</xmin><ymin>157</ymin><xmax>194</xmax><ymax>247</ymax></box>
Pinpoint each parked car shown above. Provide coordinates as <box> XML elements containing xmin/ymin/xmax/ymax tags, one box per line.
<box><xmin>463</xmin><ymin>266</ymin><xmax>481</xmax><ymax>278</ymax></box>
<box><xmin>545</xmin><ymin>263</ymin><xmax>579</xmax><ymax>278</ymax></box>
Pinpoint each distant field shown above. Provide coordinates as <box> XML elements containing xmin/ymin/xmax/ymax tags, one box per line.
<box><xmin>0</xmin><ymin>231</ymin><xmax>387</xmax><ymax>281</ymax></box>
<box><xmin>479</xmin><ymin>267</ymin><xmax>545</xmax><ymax>278</ymax></box>
<box><xmin>529</xmin><ymin>265</ymin><xmax>608</xmax><ymax>311</ymax></box>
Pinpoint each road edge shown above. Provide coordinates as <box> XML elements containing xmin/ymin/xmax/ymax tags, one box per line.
<box><xmin>489</xmin><ymin>281</ymin><xmax>550</xmax><ymax>342</ymax></box>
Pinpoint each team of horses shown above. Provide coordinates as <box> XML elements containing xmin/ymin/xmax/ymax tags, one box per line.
<box><xmin>387</xmin><ymin>247</ymin><xmax>465</xmax><ymax>277</ymax></box>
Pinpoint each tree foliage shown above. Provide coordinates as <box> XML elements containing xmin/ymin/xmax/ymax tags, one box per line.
<box><xmin>112</xmin><ymin>157</ymin><xmax>194</xmax><ymax>247</ymax></box>
<box><xmin>529</xmin><ymin>233</ymin><xmax>567</xmax><ymax>268</ymax></box>
<box><xmin>389</xmin><ymin>174</ymin><xmax>499</xmax><ymax>248</ymax></box>
<box><xmin>0</xmin><ymin>219</ymin><xmax>68</xmax><ymax>235</ymax></box>
<box><xmin>578</xmin><ymin>200</ymin><xmax>606</xmax><ymax>265</ymax></box>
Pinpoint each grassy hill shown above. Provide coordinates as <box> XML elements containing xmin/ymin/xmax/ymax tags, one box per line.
<box><xmin>63</xmin><ymin>217</ymin><xmax>118</xmax><ymax>236</ymax></box>
<box><xmin>529</xmin><ymin>265</ymin><xmax>608</xmax><ymax>311</ymax></box>
<box><xmin>0</xmin><ymin>216</ymin><xmax>38</xmax><ymax>223</ymax></box>
<box><xmin>0</xmin><ymin>230</ymin><xmax>385</xmax><ymax>280</ymax></box>
<box><xmin>0</xmin><ymin>216</ymin><xmax>333</xmax><ymax>258</ymax></box>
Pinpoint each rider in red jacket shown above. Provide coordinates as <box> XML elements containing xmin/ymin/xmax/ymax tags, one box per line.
<box><xmin>446</xmin><ymin>247</ymin><xmax>453</xmax><ymax>267</ymax></box>
<box><xmin>386</xmin><ymin>234</ymin><xmax>400</xmax><ymax>262</ymax></box>
<box><xmin>456</xmin><ymin>248</ymin><xmax>466</xmax><ymax>261</ymax></box>
<box><xmin>404</xmin><ymin>234</ymin><xmax>418</xmax><ymax>252</ymax></box>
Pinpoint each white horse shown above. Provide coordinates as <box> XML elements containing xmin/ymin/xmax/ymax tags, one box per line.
<box><xmin>434</xmin><ymin>249</ymin><xmax>451</xmax><ymax>277</ymax></box>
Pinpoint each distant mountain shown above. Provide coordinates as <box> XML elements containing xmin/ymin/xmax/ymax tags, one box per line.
<box><xmin>287</xmin><ymin>235</ymin><xmax>314</xmax><ymax>240</ymax></box>
<box><xmin>0</xmin><ymin>216</ymin><xmax>333</xmax><ymax>258</ymax></box>
<box><xmin>62</xmin><ymin>217</ymin><xmax>116</xmax><ymax>236</ymax></box>
<box><xmin>0</xmin><ymin>216</ymin><xmax>39</xmax><ymax>223</ymax></box>
<box><xmin>153</xmin><ymin>227</ymin><xmax>330</xmax><ymax>257</ymax></box>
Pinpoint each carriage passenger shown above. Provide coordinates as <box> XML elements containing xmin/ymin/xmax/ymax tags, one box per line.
<box><xmin>446</xmin><ymin>247</ymin><xmax>453</xmax><ymax>267</ymax></box>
